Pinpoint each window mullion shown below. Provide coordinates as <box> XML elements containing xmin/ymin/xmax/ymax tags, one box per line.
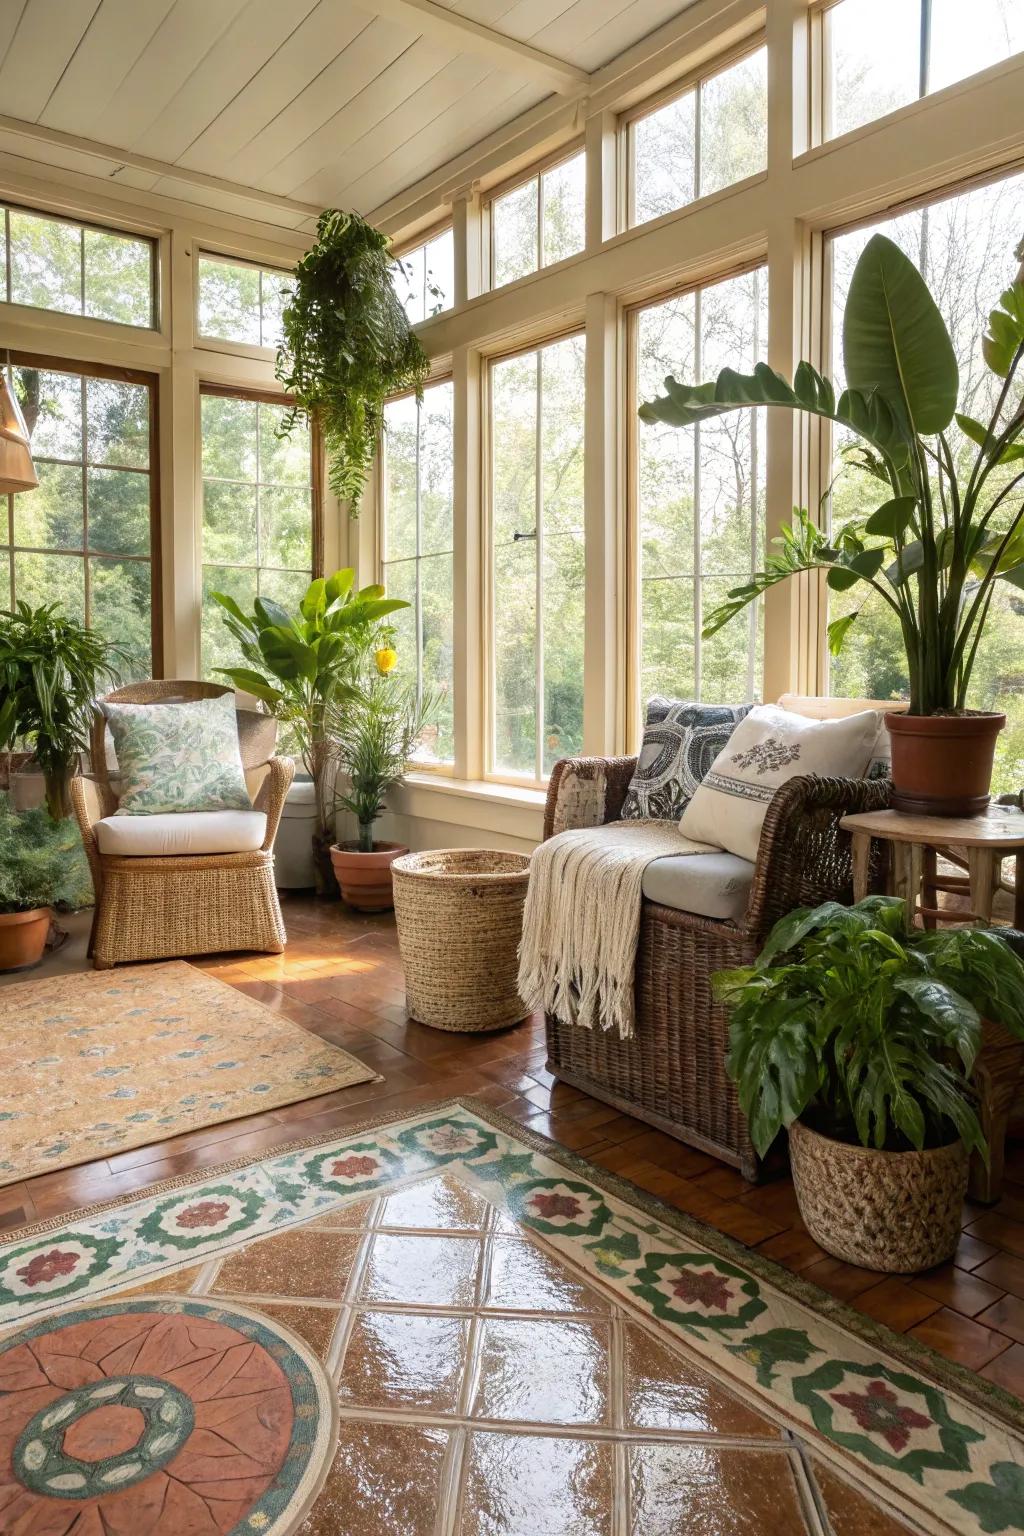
<box><xmin>415</xmin><ymin>396</ymin><xmax>424</xmax><ymax>714</ymax></box>
<box><xmin>919</xmin><ymin>0</ymin><xmax>932</xmax><ymax>96</ymax></box>
<box><xmin>693</xmin><ymin>291</ymin><xmax>703</xmax><ymax>699</ymax></box>
<box><xmin>535</xmin><ymin>348</ymin><xmax>545</xmax><ymax>784</ymax></box>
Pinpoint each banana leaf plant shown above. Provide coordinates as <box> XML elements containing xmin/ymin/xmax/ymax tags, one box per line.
<box><xmin>716</xmin><ymin>896</ymin><xmax>1024</xmax><ymax>1159</ymax></box>
<box><xmin>211</xmin><ymin>570</ymin><xmax>408</xmax><ymax>889</ymax></box>
<box><xmin>0</xmin><ymin>601</ymin><xmax>124</xmax><ymax>821</ymax></box>
<box><xmin>639</xmin><ymin>234</ymin><xmax>1024</xmax><ymax>715</ymax></box>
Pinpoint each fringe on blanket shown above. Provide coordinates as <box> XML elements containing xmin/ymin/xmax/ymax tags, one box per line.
<box><xmin>517</xmin><ymin>820</ymin><xmax>717</xmax><ymax>1040</ymax></box>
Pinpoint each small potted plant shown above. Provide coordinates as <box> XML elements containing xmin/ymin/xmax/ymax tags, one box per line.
<box><xmin>328</xmin><ymin>649</ymin><xmax>436</xmax><ymax>912</ymax></box>
<box><xmin>0</xmin><ymin>797</ymin><xmax>93</xmax><ymax>970</ymax></box>
<box><xmin>0</xmin><ymin>601</ymin><xmax>123</xmax><ymax>821</ymax></box>
<box><xmin>717</xmin><ymin>896</ymin><xmax>1024</xmax><ymax>1272</ymax></box>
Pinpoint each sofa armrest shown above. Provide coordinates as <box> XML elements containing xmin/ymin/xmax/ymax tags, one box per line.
<box><xmin>543</xmin><ymin>755</ymin><xmax>638</xmax><ymax>841</ymax></box>
<box><xmin>246</xmin><ymin>756</ymin><xmax>295</xmax><ymax>850</ymax></box>
<box><xmin>744</xmin><ymin>773</ymin><xmax>892</xmax><ymax>939</ymax></box>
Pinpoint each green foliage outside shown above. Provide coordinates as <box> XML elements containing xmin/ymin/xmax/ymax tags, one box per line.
<box><xmin>717</xmin><ymin>896</ymin><xmax>1024</xmax><ymax>1160</ymax></box>
<box><xmin>0</xmin><ymin>793</ymin><xmax>92</xmax><ymax>913</ymax></box>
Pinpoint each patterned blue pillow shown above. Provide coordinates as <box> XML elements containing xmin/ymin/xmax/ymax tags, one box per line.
<box><xmin>621</xmin><ymin>698</ymin><xmax>753</xmax><ymax>821</ymax></box>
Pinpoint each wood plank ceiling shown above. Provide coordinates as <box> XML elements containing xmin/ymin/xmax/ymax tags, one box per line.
<box><xmin>0</xmin><ymin>0</ymin><xmax>692</xmax><ymax>226</ymax></box>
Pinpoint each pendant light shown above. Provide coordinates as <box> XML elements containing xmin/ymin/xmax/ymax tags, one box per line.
<box><xmin>0</xmin><ymin>357</ymin><xmax>37</xmax><ymax>494</ymax></box>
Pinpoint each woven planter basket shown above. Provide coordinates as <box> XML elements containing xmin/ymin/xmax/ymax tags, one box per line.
<box><xmin>789</xmin><ymin>1118</ymin><xmax>968</xmax><ymax>1273</ymax></box>
<box><xmin>392</xmin><ymin>848</ymin><xmax>531</xmax><ymax>1033</ymax></box>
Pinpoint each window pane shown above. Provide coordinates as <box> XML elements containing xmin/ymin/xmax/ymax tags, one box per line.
<box><xmin>699</xmin><ymin>49</ymin><xmax>768</xmax><ymax>198</ymax></box>
<box><xmin>4</xmin><ymin>206</ymin><xmax>154</xmax><ymax>326</ymax></box>
<box><xmin>90</xmin><ymin>557</ymin><xmax>151</xmax><ymax>679</ymax></box>
<box><xmin>17</xmin><ymin>366</ymin><xmax>82</xmax><ymax>461</ymax></box>
<box><xmin>200</xmin><ymin>389</ymin><xmax>315</xmax><ymax>677</ymax></box>
<box><xmin>14</xmin><ymin>551</ymin><xmax>85</xmax><ymax>622</ymax></box>
<box><xmin>493</xmin><ymin>180</ymin><xmax>539</xmax><ymax>288</ymax></box>
<box><xmin>827</xmin><ymin>171</ymin><xmax>1024</xmax><ymax>793</ymax></box>
<box><xmin>260</xmin><ymin>269</ymin><xmax>290</xmax><ymax>349</ymax></box>
<box><xmin>393</xmin><ymin>243</ymin><xmax>426</xmax><ymax>326</ymax></box>
<box><xmin>541</xmin><ymin>152</ymin><xmax>586</xmax><ymax>267</ymax></box>
<box><xmin>828</xmin><ymin>0</ymin><xmax>921</xmax><ymax>138</ymax></box>
<box><xmin>83</xmin><ymin>228</ymin><xmax>152</xmax><ymax>327</ymax></box>
<box><xmin>492</xmin><ymin>351</ymin><xmax>538</xmax><ymax>775</ymax></box>
<box><xmin>14</xmin><ymin>461</ymin><xmax>83</xmax><ymax>549</ymax></box>
<box><xmin>379</xmin><ymin>380</ymin><xmax>455</xmax><ymax>764</ymax></box>
<box><xmin>383</xmin><ymin>394</ymin><xmax>419</xmax><ymax>561</ymax></box>
<box><xmin>9</xmin><ymin>209</ymin><xmax>82</xmax><ymax>314</ymax></box>
<box><xmin>424</xmin><ymin>229</ymin><xmax>454</xmax><ymax>315</ymax></box>
<box><xmin>197</xmin><ymin>256</ymin><xmax>262</xmax><ymax>345</ymax></box>
<box><xmin>632</xmin><ymin>89</ymin><xmax>696</xmax><ymax>225</ymax></box>
<box><xmin>929</xmin><ymin>0</ymin><xmax>1024</xmax><ymax>91</ymax></box>
<box><xmin>88</xmin><ymin>468</ymin><xmax>150</xmax><ymax>556</ymax></box>
<box><xmin>87</xmin><ymin>377</ymin><xmax>149</xmax><ymax>470</ymax></box>
<box><xmin>634</xmin><ymin>270</ymin><xmax>766</xmax><ymax>713</ymax></box>
<box><xmin>539</xmin><ymin>336</ymin><xmax>585</xmax><ymax>771</ymax></box>
<box><xmin>419</xmin><ymin>549</ymin><xmax>454</xmax><ymax>764</ymax></box>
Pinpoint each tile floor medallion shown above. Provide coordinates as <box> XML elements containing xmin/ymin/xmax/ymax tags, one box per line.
<box><xmin>0</xmin><ymin>1099</ymin><xmax>1022</xmax><ymax>1534</ymax></box>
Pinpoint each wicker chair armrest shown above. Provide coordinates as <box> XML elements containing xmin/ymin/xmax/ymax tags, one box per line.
<box><xmin>543</xmin><ymin>755</ymin><xmax>638</xmax><ymax>841</ymax></box>
<box><xmin>743</xmin><ymin>773</ymin><xmax>892</xmax><ymax>939</ymax></box>
<box><xmin>70</xmin><ymin>774</ymin><xmax>117</xmax><ymax>845</ymax></box>
<box><xmin>247</xmin><ymin>756</ymin><xmax>295</xmax><ymax>850</ymax></box>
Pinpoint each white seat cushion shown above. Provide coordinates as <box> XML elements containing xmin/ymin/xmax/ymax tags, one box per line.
<box><xmin>95</xmin><ymin>810</ymin><xmax>267</xmax><ymax>857</ymax></box>
<box><xmin>641</xmin><ymin>850</ymin><xmax>755</xmax><ymax>923</ymax></box>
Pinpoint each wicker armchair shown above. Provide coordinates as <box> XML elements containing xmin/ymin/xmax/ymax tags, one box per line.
<box><xmin>542</xmin><ymin>756</ymin><xmax>891</xmax><ymax>1180</ymax></box>
<box><xmin>72</xmin><ymin>681</ymin><xmax>294</xmax><ymax>970</ymax></box>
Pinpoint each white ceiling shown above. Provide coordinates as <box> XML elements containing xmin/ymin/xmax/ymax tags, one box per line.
<box><xmin>0</xmin><ymin>0</ymin><xmax>693</xmax><ymax>223</ymax></box>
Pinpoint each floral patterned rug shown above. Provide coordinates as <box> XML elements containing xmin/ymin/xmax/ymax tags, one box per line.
<box><xmin>0</xmin><ymin>961</ymin><xmax>378</xmax><ymax>1186</ymax></box>
<box><xmin>0</xmin><ymin>1099</ymin><xmax>1021</xmax><ymax>1534</ymax></box>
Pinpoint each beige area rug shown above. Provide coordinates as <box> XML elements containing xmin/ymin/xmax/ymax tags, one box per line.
<box><xmin>0</xmin><ymin>961</ymin><xmax>379</xmax><ymax>1186</ymax></box>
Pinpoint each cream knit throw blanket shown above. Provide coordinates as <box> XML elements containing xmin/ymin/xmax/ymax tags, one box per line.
<box><xmin>518</xmin><ymin>821</ymin><xmax>718</xmax><ymax>1041</ymax></box>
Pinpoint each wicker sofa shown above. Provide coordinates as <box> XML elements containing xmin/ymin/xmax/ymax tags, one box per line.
<box><xmin>542</xmin><ymin>752</ymin><xmax>890</xmax><ymax>1181</ymax></box>
<box><xmin>72</xmin><ymin>681</ymin><xmax>294</xmax><ymax>970</ymax></box>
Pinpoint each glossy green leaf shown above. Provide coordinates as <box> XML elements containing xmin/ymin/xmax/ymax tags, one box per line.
<box><xmin>864</xmin><ymin>496</ymin><xmax>917</xmax><ymax>539</ymax></box>
<box><xmin>843</xmin><ymin>233</ymin><xmax>959</xmax><ymax>434</ymax></box>
<box><xmin>983</xmin><ymin>281</ymin><xmax>1024</xmax><ymax>376</ymax></box>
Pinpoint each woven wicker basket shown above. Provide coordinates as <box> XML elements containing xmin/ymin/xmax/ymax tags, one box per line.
<box><xmin>789</xmin><ymin>1118</ymin><xmax>968</xmax><ymax>1273</ymax></box>
<box><xmin>392</xmin><ymin>848</ymin><xmax>531</xmax><ymax>1033</ymax></box>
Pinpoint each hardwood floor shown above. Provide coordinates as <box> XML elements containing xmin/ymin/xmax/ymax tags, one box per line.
<box><xmin>5</xmin><ymin>892</ymin><xmax>1024</xmax><ymax>1397</ymax></box>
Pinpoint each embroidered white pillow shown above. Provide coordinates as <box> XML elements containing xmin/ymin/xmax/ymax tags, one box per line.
<box><xmin>678</xmin><ymin>704</ymin><xmax>881</xmax><ymax>862</ymax></box>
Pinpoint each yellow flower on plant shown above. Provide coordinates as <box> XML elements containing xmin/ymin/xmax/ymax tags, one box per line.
<box><xmin>375</xmin><ymin>646</ymin><xmax>398</xmax><ymax>675</ymax></box>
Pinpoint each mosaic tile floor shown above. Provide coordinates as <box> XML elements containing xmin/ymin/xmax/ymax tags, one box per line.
<box><xmin>0</xmin><ymin>1103</ymin><xmax>1021</xmax><ymax>1535</ymax></box>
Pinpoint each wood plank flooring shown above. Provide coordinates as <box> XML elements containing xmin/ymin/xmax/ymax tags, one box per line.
<box><xmin>4</xmin><ymin>893</ymin><xmax>1024</xmax><ymax>1397</ymax></box>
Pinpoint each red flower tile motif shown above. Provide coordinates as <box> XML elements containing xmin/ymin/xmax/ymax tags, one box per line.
<box><xmin>530</xmin><ymin>1192</ymin><xmax>583</xmax><ymax>1221</ymax></box>
<box><xmin>331</xmin><ymin>1155</ymin><xmax>379</xmax><ymax>1179</ymax></box>
<box><xmin>15</xmin><ymin>1248</ymin><xmax>79</xmax><ymax>1287</ymax></box>
<box><xmin>670</xmin><ymin>1267</ymin><xmax>733</xmax><ymax>1311</ymax></box>
<box><xmin>832</xmin><ymin>1380</ymin><xmax>933</xmax><ymax>1454</ymax></box>
<box><xmin>174</xmin><ymin>1199</ymin><xmax>231</xmax><ymax>1230</ymax></box>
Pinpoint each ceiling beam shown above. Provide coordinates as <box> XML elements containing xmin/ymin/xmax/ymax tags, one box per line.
<box><xmin>358</xmin><ymin>0</ymin><xmax>589</xmax><ymax>96</ymax></box>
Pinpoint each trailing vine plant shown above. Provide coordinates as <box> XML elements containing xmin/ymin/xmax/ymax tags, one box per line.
<box><xmin>276</xmin><ymin>209</ymin><xmax>429</xmax><ymax>510</ymax></box>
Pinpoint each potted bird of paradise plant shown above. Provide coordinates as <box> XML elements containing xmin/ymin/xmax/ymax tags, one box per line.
<box><xmin>640</xmin><ymin>234</ymin><xmax>1024</xmax><ymax>815</ymax></box>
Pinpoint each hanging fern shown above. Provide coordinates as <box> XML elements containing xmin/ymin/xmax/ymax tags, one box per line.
<box><xmin>276</xmin><ymin>209</ymin><xmax>429</xmax><ymax>510</ymax></box>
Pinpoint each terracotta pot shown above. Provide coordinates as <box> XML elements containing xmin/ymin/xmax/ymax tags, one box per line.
<box><xmin>330</xmin><ymin>841</ymin><xmax>408</xmax><ymax>912</ymax></box>
<box><xmin>886</xmin><ymin>710</ymin><xmax>1005</xmax><ymax>816</ymax></box>
<box><xmin>0</xmin><ymin>907</ymin><xmax>51</xmax><ymax>972</ymax></box>
<box><xmin>789</xmin><ymin>1119</ymin><xmax>967</xmax><ymax>1273</ymax></box>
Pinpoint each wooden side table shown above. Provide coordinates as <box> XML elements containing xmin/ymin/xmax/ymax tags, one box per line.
<box><xmin>840</xmin><ymin>806</ymin><xmax>1024</xmax><ymax>1204</ymax></box>
<box><xmin>840</xmin><ymin>806</ymin><xmax>1024</xmax><ymax>928</ymax></box>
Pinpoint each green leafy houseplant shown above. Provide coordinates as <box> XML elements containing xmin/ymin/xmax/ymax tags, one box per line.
<box><xmin>328</xmin><ymin>667</ymin><xmax>438</xmax><ymax>854</ymax></box>
<box><xmin>717</xmin><ymin>896</ymin><xmax>1024</xmax><ymax>1162</ymax></box>
<box><xmin>276</xmin><ymin>209</ymin><xmax>429</xmax><ymax>508</ymax></box>
<box><xmin>639</xmin><ymin>233</ymin><xmax>1024</xmax><ymax>806</ymax></box>
<box><xmin>0</xmin><ymin>601</ymin><xmax>123</xmax><ymax>821</ymax></box>
<box><xmin>211</xmin><ymin>570</ymin><xmax>408</xmax><ymax>888</ymax></box>
<box><xmin>0</xmin><ymin>794</ymin><xmax>93</xmax><ymax>915</ymax></box>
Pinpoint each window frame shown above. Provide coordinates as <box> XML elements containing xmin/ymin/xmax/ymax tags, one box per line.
<box><xmin>621</xmin><ymin>35</ymin><xmax>768</xmax><ymax>230</ymax></box>
<box><xmin>1</xmin><ymin>201</ymin><xmax>159</xmax><ymax>333</ymax></box>
<box><xmin>483</xmin><ymin>324</ymin><xmax>586</xmax><ymax>787</ymax></box>
<box><xmin>484</xmin><ymin>140</ymin><xmax>586</xmax><ymax>293</ymax></box>
<box><xmin>377</xmin><ymin>372</ymin><xmax>456</xmax><ymax>773</ymax></box>
<box><xmin>624</xmin><ymin>261</ymin><xmax>768</xmax><ymax>744</ymax></box>
<box><xmin>197</xmin><ymin>380</ymin><xmax>324</xmax><ymax>675</ymax></box>
<box><xmin>194</xmin><ymin>249</ymin><xmax>294</xmax><ymax>360</ymax></box>
<box><xmin>3</xmin><ymin>350</ymin><xmax>163</xmax><ymax>675</ymax></box>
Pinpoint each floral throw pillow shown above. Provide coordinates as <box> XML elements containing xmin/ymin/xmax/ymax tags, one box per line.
<box><xmin>102</xmin><ymin>693</ymin><xmax>252</xmax><ymax>816</ymax></box>
<box><xmin>620</xmin><ymin>698</ymin><xmax>752</xmax><ymax>821</ymax></box>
